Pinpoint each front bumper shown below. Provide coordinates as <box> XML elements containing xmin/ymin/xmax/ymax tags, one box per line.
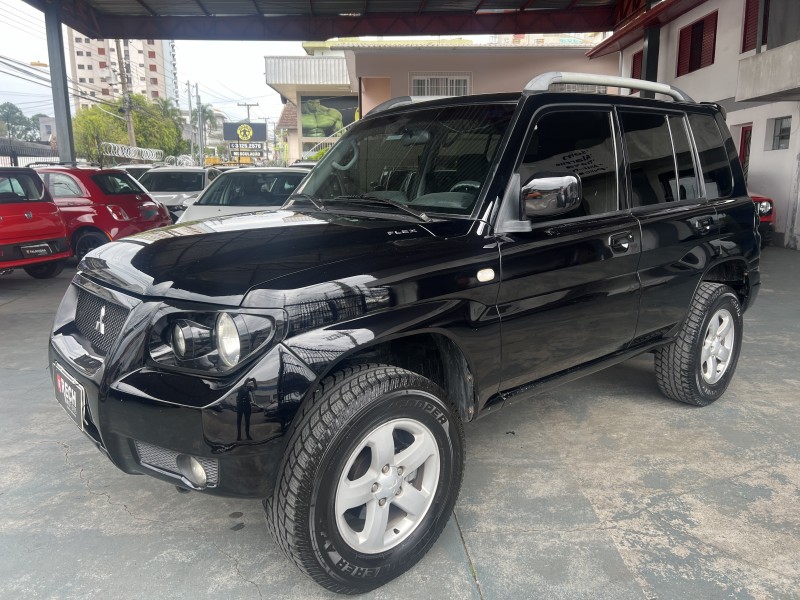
<box><xmin>48</xmin><ymin>275</ymin><xmax>316</xmax><ymax>498</ymax></box>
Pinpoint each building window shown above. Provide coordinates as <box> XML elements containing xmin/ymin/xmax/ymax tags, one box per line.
<box><xmin>99</xmin><ymin>61</ymin><xmax>107</xmax><ymax>68</ymax></box>
<box><xmin>630</xmin><ymin>50</ymin><xmax>643</xmax><ymax>95</ymax></box>
<box><xmin>89</xmin><ymin>91</ymin><xmax>96</xmax><ymax>97</ymax></box>
<box><xmin>86</xmin><ymin>65</ymin><xmax>92</xmax><ymax>70</ymax></box>
<box><xmin>88</xmin><ymin>78</ymin><xmax>94</xmax><ymax>83</ymax></box>
<box><xmin>148</xmin><ymin>50</ymin><xmax>156</xmax><ymax>58</ymax></box>
<box><xmin>771</xmin><ymin>116</ymin><xmax>791</xmax><ymax>150</ymax></box>
<box><xmin>151</xmin><ymin>90</ymin><xmax>159</xmax><ymax>98</ymax></box>
<box><xmin>677</xmin><ymin>11</ymin><xmax>717</xmax><ymax>76</ymax></box>
<box><xmin>74</xmin><ymin>36</ymin><xmax>81</xmax><ymax>42</ymax></box>
<box><xmin>78</xmin><ymin>77</ymin><xmax>86</xmax><ymax>83</ymax></box>
<box><xmin>147</xmin><ymin>39</ymin><xmax>155</xmax><ymax>44</ymax></box>
<box><xmin>149</xmin><ymin>64</ymin><xmax>157</xmax><ymax>72</ymax></box>
<box><xmin>140</xmin><ymin>77</ymin><xmax>146</xmax><ymax>81</ymax></box>
<box><xmin>76</xmin><ymin>50</ymin><xmax>84</xmax><ymax>56</ymax></box>
<box><xmin>100</xmin><ymin>77</ymin><xmax>107</xmax><ymax>82</ymax></box>
<box><xmin>98</xmin><ymin>47</ymin><xmax>105</xmax><ymax>55</ymax></box>
<box><xmin>86</xmin><ymin>51</ymin><xmax>91</xmax><ymax>57</ymax></box>
<box><xmin>138</xmin><ymin>63</ymin><xmax>145</xmax><ymax>67</ymax></box>
<box><xmin>410</xmin><ymin>72</ymin><xmax>471</xmax><ymax>96</ymax></box>
<box><xmin>150</xmin><ymin>77</ymin><xmax>158</xmax><ymax>84</ymax></box>
<box><xmin>742</xmin><ymin>0</ymin><xmax>770</xmax><ymax>52</ymax></box>
<box><xmin>102</xmin><ymin>88</ymin><xmax>109</xmax><ymax>95</ymax></box>
<box><xmin>77</xmin><ymin>64</ymin><xmax>84</xmax><ymax>70</ymax></box>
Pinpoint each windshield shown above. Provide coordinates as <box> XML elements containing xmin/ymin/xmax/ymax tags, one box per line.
<box><xmin>196</xmin><ymin>171</ymin><xmax>307</xmax><ymax>207</ymax></box>
<box><xmin>92</xmin><ymin>172</ymin><xmax>146</xmax><ymax>195</ymax></box>
<box><xmin>296</xmin><ymin>102</ymin><xmax>515</xmax><ymax>216</ymax></box>
<box><xmin>139</xmin><ymin>171</ymin><xmax>205</xmax><ymax>192</ymax></box>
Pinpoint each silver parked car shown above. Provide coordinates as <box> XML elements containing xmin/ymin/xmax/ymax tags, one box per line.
<box><xmin>138</xmin><ymin>166</ymin><xmax>221</xmax><ymax>221</ymax></box>
<box><xmin>176</xmin><ymin>167</ymin><xmax>310</xmax><ymax>223</ymax></box>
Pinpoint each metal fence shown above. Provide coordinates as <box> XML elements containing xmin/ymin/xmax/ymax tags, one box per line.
<box><xmin>0</xmin><ymin>137</ymin><xmax>58</xmax><ymax>167</ymax></box>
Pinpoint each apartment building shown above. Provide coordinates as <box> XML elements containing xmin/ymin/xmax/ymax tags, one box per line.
<box><xmin>590</xmin><ymin>0</ymin><xmax>800</xmax><ymax>248</ymax></box>
<box><xmin>66</xmin><ymin>30</ymin><xmax>179</xmax><ymax>113</ymax></box>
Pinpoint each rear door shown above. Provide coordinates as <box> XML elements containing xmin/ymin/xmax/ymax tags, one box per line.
<box><xmin>496</xmin><ymin>107</ymin><xmax>642</xmax><ymax>390</ymax></box>
<box><xmin>619</xmin><ymin>109</ymin><xmax>719</xmax><ymax>344</ymax></box>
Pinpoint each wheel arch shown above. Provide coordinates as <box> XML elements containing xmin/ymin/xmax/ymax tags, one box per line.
<box><xmin>71</xmin><ymin>224</ymin><xmax>111</xmax><ymax>248</ymax></box>
<box><xmin>700</xmin><ymin>256</ymin><xmax>752</xmax><ymax>306</ymax></box>
<box><xmin>301</xmin><ymin>330</ymin><xmax>479</xmax><ymax>423</ymax></box>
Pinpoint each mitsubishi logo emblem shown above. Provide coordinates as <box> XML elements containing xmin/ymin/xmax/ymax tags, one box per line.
<box><xmin>95</xmin><ymin>306</ymin><xmax>106</xmax><ymax>335</ymax></box>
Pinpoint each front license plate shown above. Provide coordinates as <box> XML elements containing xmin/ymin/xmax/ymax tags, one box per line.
<box><xmin>20</xmin><ymin>243</ymin><xmax>53</xmax><ymax>258</ymax></box>
<box><xmin>53</xmin><ymin>362</ymin><xmax>85</xmax><ymax>430</ymax></box>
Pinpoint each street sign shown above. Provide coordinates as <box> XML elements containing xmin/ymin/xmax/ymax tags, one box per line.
<box><xmin>229</xmin><ymin>150</ymin><xmax>264</xmax><ymax>157</ymax></box>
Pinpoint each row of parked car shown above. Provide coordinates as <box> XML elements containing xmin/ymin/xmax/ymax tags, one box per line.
<box><xmin>0</xmin><ymin>163</ymin><xmax>312</xmax><ymax>279</ymax></box>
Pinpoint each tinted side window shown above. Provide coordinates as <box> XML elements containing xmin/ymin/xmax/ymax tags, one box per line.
<box><xmin>619</xmin><ymin>111</ymin><xmax>676</xmax><ymax>206</ymax></box>
<box><xmin>519</xmin><ymin>110</ymin><xmax>618</xmax><ymax>216</ymax></box>
<box><xmin>688</xmin><ymin>113</ymin><xmax>733</xmax><ymax>198</ymax></box>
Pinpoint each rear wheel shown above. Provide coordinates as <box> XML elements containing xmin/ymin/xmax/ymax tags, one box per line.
<box><xmin>23</xmin><ymin>260</ymin><xmax>65</xmax><ymax>279</ymax></box>
<box><xmin>74</xmin><ymin>231</ymin><xmax>109</xmax><ymax>261</ymax></box>
<box><xmin>267</xmin><ymin>364</ymin><xmax>465</xmax><ymax>594</ymax></box>
<box><xmin>655</xmin><ymin>282</ymin><xmax>743</xmax><ymax>406</ymax></box>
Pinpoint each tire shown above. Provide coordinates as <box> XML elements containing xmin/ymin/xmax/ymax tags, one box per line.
<box><xmin>266</xmin><ymin>364</ymin><xmax>465</xmax><ymax>594</ymax></box>
<box><xmin>23</xmin><ymin>260</ymin><xmax>65</xmax><ymax>279</ymax></box>
<box><xmin>655</xmin><ymin>282</ymin><xmax>743</xmax><ymax>406</ymax></box>
<box><xmin>74</xmin><ymin>231</ymin><xmax>109</xmax><ymax>261</ymax></box>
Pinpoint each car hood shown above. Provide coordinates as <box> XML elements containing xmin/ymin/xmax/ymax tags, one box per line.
<box><xmin>79</xmin><ymin>209</ymin><xmax>472</xmax><ymax>305</ymax></box>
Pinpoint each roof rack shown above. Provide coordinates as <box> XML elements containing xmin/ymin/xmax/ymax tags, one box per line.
<box><xmin>524</xmin><ymin>71</ymin><xmax>694</xmax><ymax>103</ymax></box>
<box><xmin>368</xmin><ymin>95</ymin><xmax>451</xmax><ymax>115</ymax></box>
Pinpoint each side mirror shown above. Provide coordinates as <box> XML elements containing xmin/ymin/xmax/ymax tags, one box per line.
<box><xmin>522</xmin><ymin>172</ymin><xmax>582</xmax><ymax>218</ymax></box>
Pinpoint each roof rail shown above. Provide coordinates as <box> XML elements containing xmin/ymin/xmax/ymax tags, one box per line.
<box><xmin>368</xmin><ymin>95</ymin><xmax>451</xmax><ymax>115</ymax></box>
<box><xmin>524</xmin><ymin>71</ymin><xmax>694</xmax><ymax>103</ymax></box>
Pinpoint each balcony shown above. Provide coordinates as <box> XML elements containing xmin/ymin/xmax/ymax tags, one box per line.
<box><xmin>736</xmin><ymin>39</ymin><xmax>800</xmax><ymax>102</ymax></box>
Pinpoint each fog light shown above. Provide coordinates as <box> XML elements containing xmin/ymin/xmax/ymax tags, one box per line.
<box><xmin>176</xmin><ymin>454</ymin><xmax>208</xmax><ymax>487</ymax></box>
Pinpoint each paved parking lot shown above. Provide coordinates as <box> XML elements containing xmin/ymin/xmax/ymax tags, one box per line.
<box><xmin>1</xmin><ymin>248</ymin><xmax>799</xmax><ymax>600</ymax></box>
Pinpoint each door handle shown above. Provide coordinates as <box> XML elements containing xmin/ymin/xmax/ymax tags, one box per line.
<box><xmin>694</xmin><ymin>217</ymin><xmax>713</xmax><ymax>232</ymax></box>
<box><xmin>609</xmin><ymin>232</ymin><xmax>634</xmax><ymax>253</ymax></box>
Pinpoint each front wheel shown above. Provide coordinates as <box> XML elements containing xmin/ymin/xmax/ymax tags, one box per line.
<box><xmin>655</xmin><ymin>282</ymin><xmax>743</xmax><ymax>406</ymax></box>
<box><xmin>267</xmin><ymin>364</ymin><xmax>465</xmax><ymax>594</ymax></box>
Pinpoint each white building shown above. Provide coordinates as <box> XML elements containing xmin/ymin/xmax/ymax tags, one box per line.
<box><xmin>590</xmin><ymin>0</ymin><xmax>800</xmax><ymax>248</ymax></box>
<box><xmin>66</xmin><ymin>30</ymin><xmax>179</xmax><ymax>112</ymax></box>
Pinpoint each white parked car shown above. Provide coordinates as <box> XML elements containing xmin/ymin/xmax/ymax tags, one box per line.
<box><xmin>176</xmin><ymin>167</ymin><xmax>310</xmax><ymax>223</ymax></box>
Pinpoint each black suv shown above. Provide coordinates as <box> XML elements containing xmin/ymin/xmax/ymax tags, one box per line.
<box><xmin>49</xmin><ymin>73</ymin><xmax>759</xmax><ymax>594</ymax></box>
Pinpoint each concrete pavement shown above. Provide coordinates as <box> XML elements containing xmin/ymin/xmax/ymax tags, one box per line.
<box><xmin>1</xmin><ymin>248</ymin><xmax>798</xmax><ymax>599</ymax></box>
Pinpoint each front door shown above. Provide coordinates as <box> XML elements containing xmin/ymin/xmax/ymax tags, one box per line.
<box><xmin>496</xmin><ymin>107</ymin><xmax>642</xmax><ymax>391</ymax></box>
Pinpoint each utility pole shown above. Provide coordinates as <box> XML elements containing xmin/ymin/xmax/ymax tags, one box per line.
<box><xmin>237</xmin><ymin>102</ymin><xmax>258</xmax><ymax>122</ymax></box>
<box><xmin>196</xmin><ymin>84</ymin><xmax>204</xmax><ymax>165</ymax></box>
<box><xmin>186</xmin><ymin>81</ymin><xmax>194</xmax><ymax>161</ymax></box>
<box><xmin>114</xmin><ymin>38</ymin><xmax>136</xmax><ymax>148</ymax></box>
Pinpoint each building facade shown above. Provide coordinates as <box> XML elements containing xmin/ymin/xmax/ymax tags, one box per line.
<box><xmin>66</xmin><ymin>30</ymin><xmax>180</xmax><ymax>113</ymax></box>
<box><xmin>593</xmin><ymin>0</ymin><xmax>800</xmax><ymax>248</ymax></box>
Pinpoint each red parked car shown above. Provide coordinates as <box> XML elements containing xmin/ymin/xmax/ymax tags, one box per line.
<box><xmin>0</xmin><ymin>167</ymin><xmax>72</xmax><ymax>279</ymax></box>
<box><xmin>35</xmin><ymin>165</ymin><xmax>171</xmax><ymax>260</ymax></box>
<box><xmin>749</xmin><ymin>192</ymin><xmax>775</xmax><ymax>248</ymax></box>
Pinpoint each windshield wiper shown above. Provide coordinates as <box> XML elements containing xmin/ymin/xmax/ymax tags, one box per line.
<box><xmin>330</xmin><ymin>195</ymin><xmax>431</xmax><ymax>222</ymax></box>
<box><xmin>288</xmin><ymin>193</ymin><xmax>324</xmax><ymax>211</ymax></box>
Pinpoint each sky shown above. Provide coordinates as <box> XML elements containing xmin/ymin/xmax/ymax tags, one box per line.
<box><xmin>0</xmin><ymin>0</ymin><xmax>306</xmax><ymax>123</ymax></box>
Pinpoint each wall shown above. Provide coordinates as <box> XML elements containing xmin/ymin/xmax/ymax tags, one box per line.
<box><xmin>361</xmin><ymin>77</ymin><xmax>391</xmax><ymax>114</ymax></box>
<box><xmin>350</xmin><ymin>48</ymin><xmax>619</xmax><ymax>101</ymax></box>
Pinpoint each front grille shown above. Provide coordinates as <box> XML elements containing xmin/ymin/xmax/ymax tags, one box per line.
<box><xmin>74</xmin><ymin>288</ymin><xmax>130</xmax><ymax>356</ymax></box>
<box><xmin>134</xmin><ymin>440</ymin><xmax>219</xmax><ymax>487</ymax></box>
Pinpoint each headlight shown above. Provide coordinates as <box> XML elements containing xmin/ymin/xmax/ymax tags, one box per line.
<box><xmin>215</xmin><ymin>313</ymin><xmax>241</xmax><ymax>367</ymax></box>
<box><xmin>150</xmin><ymin>307</ymin><xmax>286</xmax><ymax>374</ymax></box>
<box><xmin>757</xmin><ymin>200</ymin><xmax>772</xmax><ymax>216</ymax></box>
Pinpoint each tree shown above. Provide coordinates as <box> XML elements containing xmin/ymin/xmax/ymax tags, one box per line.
<box><xmin>72</xmin><ymin>105</ymin><xmax>127</xmax><ymax>163</ymax></box>
<box><xmin>191</xmin><ymin>103</ymin><xmax>218</xmax><ymax>141</ymax></box>
<box><xmin>0</xmin><ymin>102</ymin><xmax>42</xmax><ymax>141</ymax></box>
